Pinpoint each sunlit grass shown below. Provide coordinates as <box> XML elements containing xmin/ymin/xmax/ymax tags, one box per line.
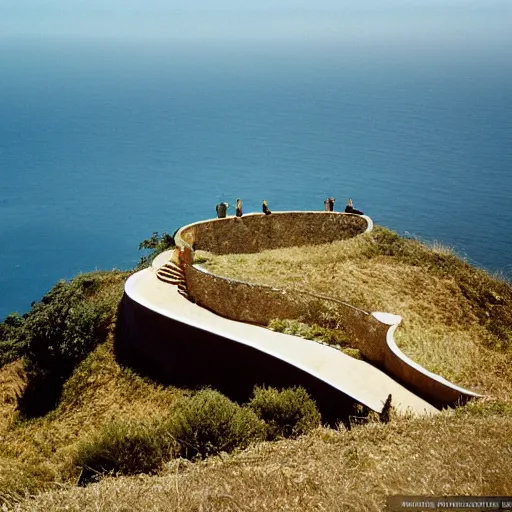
<box><xmin>199</xmin><ymin>226</ymin><xmax>512</xmax><ymax>397</ymax></box>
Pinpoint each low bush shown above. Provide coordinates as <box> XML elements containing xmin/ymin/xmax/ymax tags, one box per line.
<box><xmin>73</xmin><ymin>419</ymin><xmax>175</xmax><ymax>484</ymax></box>
<box><xmin>268</xmin><ymin>318</ymin><xmax>352</xmax><ymax>349</ymax></box>
<box><xmin>248</xmin><ymin>386</ymin><xmax>321</xmax><ymax>440</ymax></box>
<box><xmin>18</xmin><ymin>272</ymin><xmax>126</xmax><ymax>417</ymax></box>
<box><xmin>166</xmin><ymin>389</ymin><xmax>266</xmax><ymax>460</ymax></box>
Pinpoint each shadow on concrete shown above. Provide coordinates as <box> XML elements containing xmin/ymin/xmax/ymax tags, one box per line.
<box><xmin>114</xmin><ymin>294</ymin><xmax>366</xmax><ymax>427</ymax></box>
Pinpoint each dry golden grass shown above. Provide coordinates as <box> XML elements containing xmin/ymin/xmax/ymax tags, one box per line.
<box><xmin>199</xmin><ymin>227</ymin><xmax>512</xmax><ymax>398</ymax></box>
<box><xmin>8</xmin><ymin>411</ymin><xmax>512</xmax><ymax>511</ymax></box>
<box><xmin>0</xmin><ymin>339</ymin><xmax>187</xmax><ymax>503</ymax></box>
<box><xmin>0</xmin><ymin>361</ymin><xmax>25</xmax><ymax>432</ymax></box>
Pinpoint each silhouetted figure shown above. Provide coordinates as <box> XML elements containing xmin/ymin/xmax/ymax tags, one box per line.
<box><xmin>345</xmin><ymin>198</ymin><xmax>364</xmax><ymax>215</ymax></box>
<box><xmin>262</xmin><ymin>200</ymin><xmax>272</xmax><ymax>215</ymax></box>
<box><xmin>236</xmin><ymin>198</ymin><xmax>243</xmax><ymax>217</ymax></box>
<box><xmin>324</xmin><ymin>197</ymin><xmax>336</xmax><ymax>212</ymax></box>
<box><xmin>216</xmin><ymin>202</ymin><xmax>228</xmax><ymax>218</ymax></box>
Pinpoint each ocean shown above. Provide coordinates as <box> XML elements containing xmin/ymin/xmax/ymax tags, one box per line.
<box><xmin>0</xmin><ymin>38</ymin><xmax>511</xmax><ymax>319</ymax></box>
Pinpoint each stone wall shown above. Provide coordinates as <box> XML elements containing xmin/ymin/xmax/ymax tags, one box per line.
<box><xmin>175</xmin><ymin>211</ymin><xmax>369</xmax><ymax>255</ymax></box>
<box><xmin>186</xmin><ymin>266</ymin><xmax>389</xmax><ymax>365</ymax></box>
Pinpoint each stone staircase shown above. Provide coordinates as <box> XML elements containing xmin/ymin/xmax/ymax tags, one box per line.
<box><xmin>156</xmin><ymin>261</ymin><xmax>189</xmax><ymax>299</ymax></box>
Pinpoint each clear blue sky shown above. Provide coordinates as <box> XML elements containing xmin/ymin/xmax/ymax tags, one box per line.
<box><xmin>1</xmin><ymin>0</ymin><xmax>511</xmax><ymax>46</ymax></box>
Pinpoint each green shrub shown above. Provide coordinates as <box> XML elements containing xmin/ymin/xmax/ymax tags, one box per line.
<box><xmin>18</xmin><ymin>272</ymin><xmax>125</xmax><ymax>417</ymax></box>
<box><xmin>3</xmin><ymin>312</ymin><xmax>24</xmax><ymax>328</ymax></box>
<box><xmin>74</xmin><ymin>419</ymin><xmax>174</xmax><ymax>484</ymax></box>
<box><xmin>248</xmin><ymin>386</ymin><xmax>321</xmax><ymax>440</ymax></box>
<box><xmin>268</xmin><ymin>318</ymin><xmax>351</xmax><ymax>349</ymax></box>
<box><xmin>0</xmin><ymin>313</ymin><xmax>28</xmax><ymax>369</ymax></box>
<box><xmin>166</xmin><ymin>389</ymin><xmax>266</xmax><ymax>460</ymax></box>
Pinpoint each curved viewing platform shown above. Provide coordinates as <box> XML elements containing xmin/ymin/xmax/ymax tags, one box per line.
<box><xmin>121</xmin><ymin>211</ymin><xmax>481</xmax><ymax>421</ymax></box>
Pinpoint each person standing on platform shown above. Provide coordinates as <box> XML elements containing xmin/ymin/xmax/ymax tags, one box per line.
<box><xmin>236</xmin><ymin>198</ymin><xmax>243</xmax><ymax>217</ymax></box>
<box><xmin>215</xmin><ymin>202</ymin><xmax>228</xmax><ymax>218</ymax></box>
<box><xmin>324</xmin><ymin>197</ymin><xmax>336</xmax><ymax>211</ymax></box>
<box><xmin>262</xmin><ymin>200</ymin><xmax>272</xmax><ymax>215</ymax></box>
<box><xmin>345</xmin><ymin>198</ymin><xmax>364</xmax><ymax>215</ymax></box>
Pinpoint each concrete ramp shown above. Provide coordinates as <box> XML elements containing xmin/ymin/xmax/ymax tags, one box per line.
<box><xmin>124</xmin><ymin>267</ymin><xmax>438</xmax><ymax>417</ymax></box>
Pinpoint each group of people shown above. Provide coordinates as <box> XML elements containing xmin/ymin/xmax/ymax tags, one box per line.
<box><xmin>215</xmin><ymin>197</ymin><xmax>363</xmax><ymax>219</ymax></box>
<box><xmin>216</xmin><ymin>199</ymin><xmax>252</xmax><ymax>218</ymax></box>
<box><xmin>215</xmin><ymin>199</ymin><xmax>272</xmax><ymax>218</ymax></box>
<box><xmin>324</xmin><ymin>197</ymin><xmax>364</xmax><ymax>215</ymax></box>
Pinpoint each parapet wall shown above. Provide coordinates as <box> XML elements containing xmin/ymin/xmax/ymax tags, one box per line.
<box><xmin>120</xmin><ymin>285</ymin><xmax>369</xmax><ymax>423</ymax></box>
<box><xmin>185</xmin><ymin>265</ymin><xmax>386</xmax><ymax>362</ymax></box>
<box><xmin>175</xmin><ymin>211</ymin><xmax>370</xmax><ymax>255</ymax></box>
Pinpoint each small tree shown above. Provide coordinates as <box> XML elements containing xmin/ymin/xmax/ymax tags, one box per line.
<box><xmin>137</xmin><ymin>231</ymin><xmax>176</xmax><ymax>269</ymax></box>
<box><xmin>17</xmin><ymin>274</ymin><xmax>119</xmax><ymax>417</ymax></box>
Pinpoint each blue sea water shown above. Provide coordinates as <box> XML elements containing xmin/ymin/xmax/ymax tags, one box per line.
<box><xmin>0</xmin><ymin>38</ymin><xmax>511</xmax><ymax>319</ymax></box>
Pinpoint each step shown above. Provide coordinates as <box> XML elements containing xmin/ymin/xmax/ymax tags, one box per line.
<box><xmin>158</xmin><ymin>268</ymin><xmax>184</xmax><ymax>279</ymax></box>
<box><xmin>164</xmin><ymin>262</ymin><xmax>183</xmax><ymax>272</ymax></box>
<box><xmin>157</xmin><ymin>275</ymin><xmax>184</xmax><ymax>284</ymax></box>
<box><xmin>156</xmin><ymin>274</ymin><xmax>184</xmax><ymax>285</ymax></box>
<box><xmin>178</xmin><ymin>289</ymin><xmax>191</xmax><ymax>300</ymax></box>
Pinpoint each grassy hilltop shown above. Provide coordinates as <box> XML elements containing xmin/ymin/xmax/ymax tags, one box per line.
<box><xmin>0</xmin><ymin>227</ymin><xmax>511</xmax><ymax>511</ymax></box>
<box><xmin>199</xmin><ymin>226</ymin><xmax>512</xmax><ymax>396</ymax></box>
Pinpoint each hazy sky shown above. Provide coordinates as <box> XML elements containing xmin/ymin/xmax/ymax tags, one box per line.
<box><xmin>1</xmin><ymin>0</ymin><xmax>511</xmax><ymax>47</ymax></box>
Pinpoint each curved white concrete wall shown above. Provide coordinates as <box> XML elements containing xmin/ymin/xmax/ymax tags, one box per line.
<box><xmin>373</xmin><ymin>313</ymin><xmax>481</xmax><ymax>405</ymax></box>
<box><xmin>123</xmin><ymin>267</ymin><xmax>438</xmax><ymax>418</ymax></box>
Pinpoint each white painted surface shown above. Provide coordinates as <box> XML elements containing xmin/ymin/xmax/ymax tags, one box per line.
<box><xmin>125</xmin><ymin>268</ymin><xmax>438</xmax><ymax>416</ymax></box>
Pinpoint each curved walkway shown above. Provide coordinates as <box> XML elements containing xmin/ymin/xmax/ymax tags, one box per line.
<box><xmin>124</xmin><ymin>211</ymin><xmax>480</xmax><ymax>418</ymax></box>
<box><xmin>125</xmin><ymin>265</ymin><xmax>437</xmax><ymax>415</ymax></box>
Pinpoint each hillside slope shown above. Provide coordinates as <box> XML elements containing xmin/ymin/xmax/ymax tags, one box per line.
<box><xmin>1</xmin><ymin>226</ymin><xmax>511</xmax><ymax>511</ymax></box>
<box><xmin>199</xmin><ymin>226</ymin><xmax>512</xmax><ymax>397</ymax></box>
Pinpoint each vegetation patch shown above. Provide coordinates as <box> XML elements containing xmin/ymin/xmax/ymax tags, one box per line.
<box><xmin>69</xmin><ymin>386</ymin><xmax>323</xmax><ymax>484</ymax></box>
<box><xmin>248</xmin><ymin>386</ymin><xmax>321</xmax><ymax>440</ymax></box>
<box><xmin>0</xmin><ymin>339</ymin><xmax>187</xmax><ymax>504</ymax></box>
<box><xmin>137</xmin><ymin>231</ymin><xmax>175</xmax><ymax>269</ymax></box>
<box><xmin>0</xmin><ymin>313</ymin><xmax>27</xmax><ymax>369</ymax></box>
<box><xmin>15</xmin><ymin>272</ymin><xmax>128</xmax><ymax>418</ymax></box>
<box><xmin>73</xmin><ymin>419</ymin><xmax>175</xmax><ymax>484</ymax></box>
<box><xmin>267</xmin><ymin>318</ymin><xmax>361</xmax><ymax>357</ymax></box>
<box><xmin>165</xmin><ymin>389</ymin><xmax>266</xmax><ymax>460</ymax></box>
<box><xmin>9</xmin><ymin>411</ymin><xmax>512</xmax><ymax>512</ymax></box>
